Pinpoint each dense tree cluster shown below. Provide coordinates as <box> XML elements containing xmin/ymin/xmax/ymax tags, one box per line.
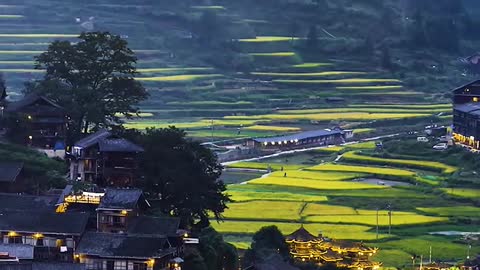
<box><xmin>25</xmin><ymin>32</ymin><xmax>148</xmax><ymax>141</ymax></box>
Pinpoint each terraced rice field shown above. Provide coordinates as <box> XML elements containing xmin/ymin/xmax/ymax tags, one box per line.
<box><xmin>248</xmin><ymin>176</ymin><xmax>388</xmax><ymax>190</ymax></box>
<box><xmin>251</xmin><ymin>71</ymin><xmax>367</xmax><ymax>77</ymax></box>
<box><xmin>224</xmin><ymin>112</ymin><xmax>431</xmax><ymax>121</ymax></box>
<box><xmin>243</xmin><ymin>125</ymin><xmax>300</xmax><ymax>132</ymax></box>
<box><xmin>336</xmin><ymin>85</ymin><xmax>403</xmax><ymax>90</ymax></box>
<box><xmin>274</xmin><ymin>78</ymin><xmax>401</xmax><ymax>84</ymax></box>
<box><xmin>124</xmin><ymin>119</ymin><xmax>266</xmax><ymax>130</ymax></box>
<box><xmin>416</xmin><ymin>206</ymin><xmax>480</xmax><ymax>217</ymax></box>
<box><xmin>308</xmin><ymin>163</ymin><xmax>417</xmax><ymax>178</ymax></box>
<box><xmin>227</xmin><ymin>162</ymin><xmax>306</xmax><ymax>171</ymax></box>
<box><xmin>292</xmin><ymin>62</ymin><xmax>333</xmax><ymax>68</ymax></box>
<box><xmin>238</xmin><ymin>36</ymin><xmax>300</xmax><ymax>42</ymax></box>
<box><xmin>135</xmin><ymin>74</ymin><xmax>223</xmax><ymax>82</ymax></box>
<box><xmin>440</xmin><ymin>188</ymin><xmax>479</xmax><ymax>198</ymax></box>
<box><xmin>228</xmin><ymin>190</ymin><xmax>328</xmax><ymax>202</ymax></box>
<box><xmin>342</xmin><ymin>151</ymin><xmax>457</xmax><ymax>174</ymax></box>
<box><xmin>249</xmin><ymin>52</ymin><xmax>296</xmax><ymax>57</ymax></box>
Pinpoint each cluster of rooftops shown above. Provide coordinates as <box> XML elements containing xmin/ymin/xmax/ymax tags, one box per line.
<box><xmin>0</xmin><ymin>187</ymin><xmax>184</xmax><ymax>269</ymax></box>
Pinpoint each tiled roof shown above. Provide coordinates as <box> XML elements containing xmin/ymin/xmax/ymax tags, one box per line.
<box><xmin>76</xmin><ymin>232</ymin><xmax>173</xmax><ymax>259</ymax></box>
<box><xmin>0</xmin><ymin>193</ymin><xmax>57</xmax><ymax>212</ymax></box>
<box><xmin>0</xmin><ymin>162</ymin><xmax>23</xmax><ymax>182</ymax></box>
<box><xmin>285</xmin><ymin>226</ymin><xmax>320</xmax><ymax>242</ymax></box>
<box><xmin>253</xmin><ymin>129</ymin><xmax>342</xmax><ymax>143</ymax></box>
<box><xmin>75</xmin><ymin>130</ymin><xmax>144</xmax><ymax>152</ymax></box>
<box><xmin>127</xmin><ymin>216</ymin><xmax>180</xmax><ymax>237</ymax></box>
<box><xmin>98</xmin><ymin>189</ymin><xmax>144</xmax><ymax>210</ymax></box>
<box><xmin>0</xmin><ymin>211</ymin><xmax>88</xmax><ymax>235</ymax></box>
<box><xmin>0</xmin><ymin>244</ymin><xmax>34</xmax><ymax>260</ymax></box>
<box><xmin>454</xmin><ymin>103</ymin><xmax>480</xmax><ymax>115</ymax></box>
<box><xmin>5</xmin><ymin>94</ymin><xmax>63</xmax><ymax>113</ymax></box>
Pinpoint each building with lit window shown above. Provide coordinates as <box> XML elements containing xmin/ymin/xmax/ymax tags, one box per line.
<box><xmin>4</xmin><ymin>95</ymin><xmax>67</xmax><ymax>149</ymax></box>
<box><xmin>69</xmin><ymin>130</ymin><xmax>144</xmax><ymax>187</ymax></box>
<box><xmin>247</xmin><ymin>129</ymin><xmax>352</xmax><ymax>150</ymax></box>
<box><xmin>285</xmin><ymin>227</ymin><xmax>380</xmax><ymax>270</ymax></box>
<box><xmin>452</xmin><ymin>80</ymin><xmax>480</xmax><ymax>149</ymax></box>
<box><xmin>0</xmin><ymin>188</ymin><xmax>185</xmax><ymax>270</ymax></box>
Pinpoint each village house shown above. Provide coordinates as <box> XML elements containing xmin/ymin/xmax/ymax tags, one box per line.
<box><xmin>0</xmin><ymin>188</ymin><xmax>185</xmax><ymax>270</ymax></box>
<box><xmin>0</xmin><ymin>211</ymin><xmax>89</xmax><ymax>262</ymax></box>
<box><xmin>0</xmin><ymin>162</ymin><xmax>26</xmax><ymax>193</ymax></box>
<box><xmin>69</xmin><ymin>130</ymin><xmax>144</xmax><ymax>187</ymax></box>
<box><xmin>452</xmin><ymin>80</ymin><xmax>480</xmax><ymax>149</ymax></box>
<box><xmin>4</xmin><ymin>95</ymin><xmax>67</xmax><ymax>149</ymax></box>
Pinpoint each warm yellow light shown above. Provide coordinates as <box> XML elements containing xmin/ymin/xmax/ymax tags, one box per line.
<box><xmin>148</xmin><ymin>259</ymin><xmax>155</xmax><ymax>266</ymax></box>
<box><xmin>174</xmin><ymin>263</ymin><xmax>179</xmax><ymax>267</ymax></box>
<box><xmin>27</xmin><ymin>115</ymin><xmax>32</xmax><ymax>120</ymax></box>
<box><xmin>121</xmin><ymin>210</ymin><xmax>128</xmax><ymax>215</ymax></box>
<box><xmin>33</xmin><ymin>233</ymin><xmax>43</xmax><ymax>238</ymax></box>
<box><xmin>74</xmin><ymin>254</ymin><xmax>80</xmax><ymax>258</ymax></box>
<box><xmin>474</xmin><ymin>97</ymin><xmax>479</xmax><ymax>102</ymax></box>
<box><xmin>7</xmin><ymin>231</ymin><xmax>17</xmax><ymax>237</ymax></box>
<box><xmin>183</xmin><ymin>233</ymin><xmax>189</xmax><ymax>238</ymax></box>
<box><xmin>28</xmin><ymin>135</ymin><xmax>33</xmax><ymax>140</ymax></box>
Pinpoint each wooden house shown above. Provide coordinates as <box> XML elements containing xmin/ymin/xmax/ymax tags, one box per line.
<box><xmin>69</xmin><ymin>130</ymin><xmax>144</xmax><ymax>187</ymax></box>
<box><xmin>5</xmin><ymin>95</ymin><xmax>67</xmax><ymax>149</ymax></box>
<box><xmin>96</xmin><ymin>189</ymin><xmax>150</xmax><ymax>234</ymax></box>
<box><xmin>75</xmin><ymin>232</ymin><xmax>179</xmax><ymax>270</ymax></box>
<box><xmin>0</xmin><ymin>211</ymin><xmax>89</xmax><ymax>262</ymax></box>
<box><xmin>0</xmin><ymin>163</ymin><xmax>26</xmax><ymax>193</ymax></box>
<box><xmin>452</xmin><ymin>80</ymin><xmax>480</xmax><ymax>149</ymax></box>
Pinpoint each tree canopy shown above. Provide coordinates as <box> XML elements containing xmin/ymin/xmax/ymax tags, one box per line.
<box><xmin>26</xmin><ymin>32</ymin><xmax>148</xmax><ymax>139</ymax></box>
<box><xmin>121</xmin><ymin>127</ymin><xmax>231</xmax><ymax>228</ymax></box>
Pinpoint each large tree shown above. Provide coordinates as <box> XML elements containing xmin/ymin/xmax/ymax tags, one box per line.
<box><xmin>26</xmin><ymin>32</ymin><xmax>148</xmax><ymax>138</ymax></box>
<box><xmin>122</xmin><ymin>127</ymin><xmax>231</xmax><ymax>227</ymax></box>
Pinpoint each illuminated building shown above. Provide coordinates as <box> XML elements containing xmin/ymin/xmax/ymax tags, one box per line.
<box><xmin>452</xmin><ymin>80</ymin><xmax>480</xmax><ymax>150</ymax></box>
<box><xmin>247</xmin><ymin>129</ymin><xmax>352</xmax><ymax>150</ymax></box>
<box><xmin>68</xmin><ymin>129</ymin><xmax>144</xmax><ymax>187</ymax></box>
<box><xmin>4</xmin><ymin>94</ymin><xmax>67</xmax><ymax>149</ymax></box>
<box><xmin>285</xmin><ymin>227</ymin><xmax>380</xmax><ymax>270</ymax></box>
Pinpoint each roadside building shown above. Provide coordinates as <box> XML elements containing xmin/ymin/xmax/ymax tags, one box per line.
<box><xmin>4</xmin><ymin>95</ymin><xmax>67</xmax><ymax>149</ymax></box>
<box><xmin>68</xmin><ymin>130</ymin><xmax>144</xmax><ymax>187</ymax></box>
<box><xmin>452</xmin><ymin>80</ymin><xmax>480</xmax><ymax>149</ymax></box>
<box><xmin>0</xmin><ymin>162</ymin><xmax>26</xmax><ymax>193</ymax></box>
<box><xmin>247</xmin><ymin>129</ymin><xmax>351</xmax><ymax>150</ymax></box>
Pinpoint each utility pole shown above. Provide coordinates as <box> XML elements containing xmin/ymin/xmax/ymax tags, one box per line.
<box><xmin>467</xmin><ymin>244</ymin><xmax>471</xmax><ymax>259</ymax></box>
<box><xmin>420</xmin><ymin>255</ymin><xmax>423</xmax><ymax>270</ymax></box>
<box><xmin>376</xmin><ymin>208</ymin><xmax>379</xmax><ymax>240</ymax></box>
<box><xmin>387</xmin><ymin>204</ymin><xmax>392</xmax><ymax>235</ymax></box>
<box><xmin>429</xmin><ymin>246</ymin><xmax>432</xmax><ymax>263</ymax></box>
<box><xmin>211</xmin><ymin>119</ymin><xmax>214</xmax><ymax>143</ymax></box>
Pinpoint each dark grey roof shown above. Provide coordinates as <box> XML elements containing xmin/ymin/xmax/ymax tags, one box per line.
<box><xmin>0</xmin><ymin>193</ymin><xmax>57</xmax><ymax>212</ymax></box>
<box><xmin>253</xmin><ymin>129</ymin><xmax>342</xmax><ymax>143</ymax></box>
<box><xmin>0</xmin><ymin>211</ymin><xmax>88</xmax><ymax>235</ymax></box>
<box><xmin>76</xmin><ymin>232</ymin><xmax>173</xmax><ymax>259</ymax></box>
<box><xmin>127</xmin><ymin>216</ymin><xmax>180</xmax><ymax>237</ymax></box>
<box><xmin>454</xmin><ymin>103</ymin><xmax>480</xmax><ymax>115</ymax></box>
<box><xmin>98</xmin><ymin>138</ymin><xmax>144</xmax><ymax>152</ymax></box>
<box><xmin>0</xmin><ymin>244</ymin><xmax>34</xmax><ymax>260</ymax></box>
<box><xmin>75</xmin><ymin>130</ymin><xmax>143</xmax><ymax>152</ymax></box>
<box><xmin>74</xmin><ymin>129</ymin><xmax>111</xmax><ymax>148</ymax></box>
<box><xmin>452</xmin><ymin>79</ymin><xmax>480</xmax><ymax>93</ymax></box>
<box><xmin>98</xmin><ymin>189</ymin><xmax>144</xmax><ymax>210</ymax></box>
<box><xmin>0</xmin><ymin>162</ymin><xmax>23</xmax><ymax>182</ymax></box>
<box><xmin>5</xmin><ymin>94</ymin><xmax>63</xmax><ymax>113</ymax></box>
<box><xmin>33</xmin><ymin>263</ymin><xmax>86</xmax><ymax>270</ymax></box>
